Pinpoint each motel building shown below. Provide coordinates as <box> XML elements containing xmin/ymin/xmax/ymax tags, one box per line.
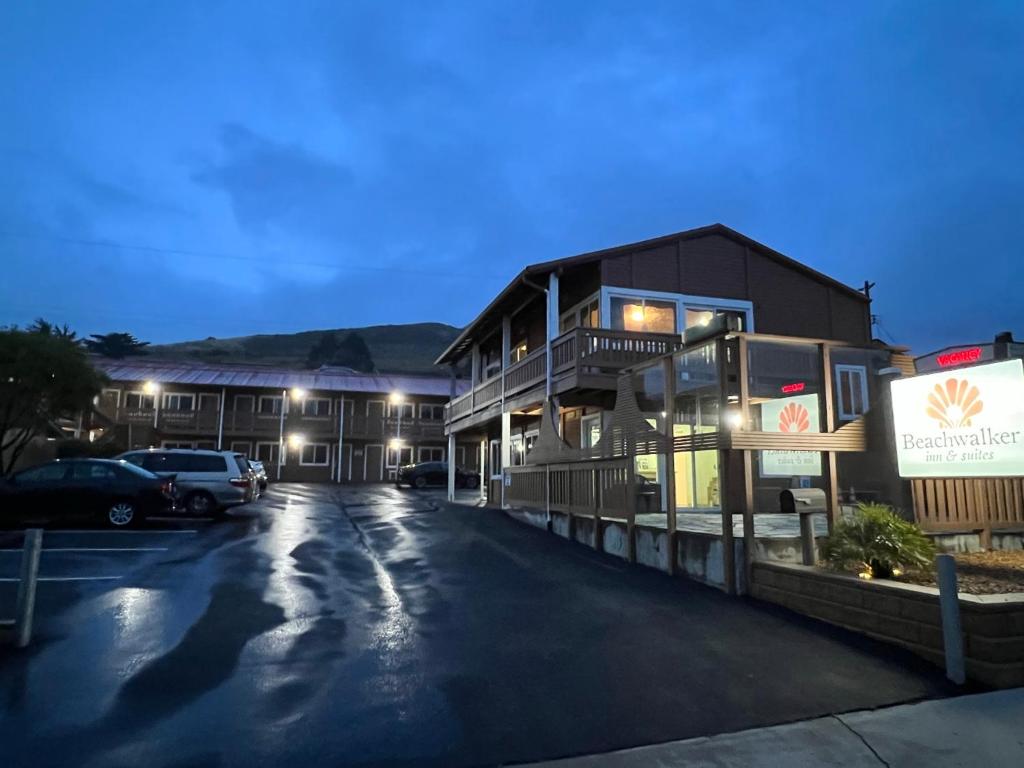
<box><xmin>85</xmin><ymin>359</ymin><xmax>478</xmax><ymax>483</ymax></box>
<box><xmin>437</xmin><ymin>223</ymin><xmax>930</xmax><ymax>593</ymax></box>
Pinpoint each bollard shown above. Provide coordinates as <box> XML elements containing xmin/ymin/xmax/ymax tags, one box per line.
<box><xmin>936</xmin><ymin>554</ymin><xmax>965</xmax><ymax>685</ymax></box>
<box><xmin>14</xmin><ymin>529</ymin><xmax>43</xmax><ymax>649</ymax></box>
<box><xmin>798</xmin><ymin>511</ymin><xmax>817</xmax><ymax>566</ymax></box>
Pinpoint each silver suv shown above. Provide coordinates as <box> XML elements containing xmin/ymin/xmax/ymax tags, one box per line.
<box><xmin>117</xmin><ymin>449</ymin><xmax>255</xmax><ymax>515</ymax></box>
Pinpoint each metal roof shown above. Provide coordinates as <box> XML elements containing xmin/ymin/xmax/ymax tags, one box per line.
<box><xmin>93</xmin><ymin>359</ymin><xmax>467</xmax><ymax>397</ymax></box>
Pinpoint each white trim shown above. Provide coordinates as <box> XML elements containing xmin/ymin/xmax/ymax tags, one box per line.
<box><xmin>162</xmin><ymin>391</ymin><xmax>196</xmax><ymax>411</ymax></box>
<box><xmin>835</xmin><ymin>364</ymin><xmax>870</xmax><ymax>421</ymax></box>
<box><xmin>366</xmin><ymin>399</ymin><xmax>385</xmax><ymax>417</ymax></box>
<box><xmin>255</xmin><ymin>441</ymin><xmax>280</xmax><ymax>464</ymax></box>
<box><xmin>599</xmin><ymin>286</ymin><xmax>755</xmax><ymax>334</ymax></box>
<box><xmin>257</xmin><ymin>395</ymin><xmax>283</xmax><ymax>415</ymax></box>
<box><xmin>101</xmin><ymin>388</ymin><xmax>121</xmax><ymax>407</ymax></box>
<box><xmin>489</xmin><ymin>438</ymin><xmax>502</xmax><ymax>480</ymax></box>
<box><xmin>299</xmin><ymin>442</ymin><xmax>330</xmax><ymax>466</ymax></box>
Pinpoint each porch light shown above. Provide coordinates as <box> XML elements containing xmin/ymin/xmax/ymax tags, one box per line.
<box><xmin>142</xmin><ymin>381</ymin><xmax>160</xmax><ymax>395</ymax></box>
<box><xmin>725</xmin><ymin>409</ymin><xmax>743</xmax><ymax>430</ymax></box>
<box><xmin>389</xmin><ymin>438</ymin><xmax>404</xmax><ymax>450</ymax></box>
<box><xmin>288</xmin><ymin>433</ymin><xmax>305</xmax><ymax>448</ymax></box>
<box><xmin>389</xmin><ymin>392</ymin><xmax>404</xmax><ymax>405</ymax></box>
<box><xmin>290</xmin><ymin>388</ymin><xmax>306</xmax><ymax>400</ymax></box>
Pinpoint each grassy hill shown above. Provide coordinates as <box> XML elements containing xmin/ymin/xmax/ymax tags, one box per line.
<box><xmin>148</xmin><ymin>322</ymin><xmax>462</xmax><ymax>375</ymax></box>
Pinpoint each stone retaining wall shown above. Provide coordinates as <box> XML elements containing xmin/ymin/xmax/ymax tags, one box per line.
<box><xmin>750</xmin><ymin>561</ymin><xmax>1024</xmax><ymax>688</ymax></box>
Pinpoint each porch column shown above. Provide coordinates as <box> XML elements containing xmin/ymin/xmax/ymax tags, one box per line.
<box><xmin>336</xmin><ymin>396</ymin><xmax>346</xmax><ymax>483</ymax></box>
<box><xmin>737</xmin><ymin>336</ymin><xmax>755</xmax><ymax>586</ymax></box>
<box><xmin>479</xmin><ymin>439</ymin><xmax>487</xmax><ymax>503</ymax></box>
<box><xmin>546</xmin><ymin>271</ymin><xmax>559</xmax><ymax>399</ymax></box>
<box><xmin>820</xmin><ymin>344</ymin><xmax>840</xmax><ymax>533</ymax></box>
<box><xmin>447</xmin><ymin>432</ymin><xmax>456</xmax><ymax>501</ymax></box>
<box><xmin>216</xmin><ymin>387</ymin><xmax>226</xmax><ymax>450</ymax></box>
<box><xmin>500</xmin><ymin>412</ymin><xmax>511</xmax><ymax>509</ymax></box>
<box><xmin>661</xmin><ymin>357</ymin><xmax>677</xmax><ymax>573</ymax></box>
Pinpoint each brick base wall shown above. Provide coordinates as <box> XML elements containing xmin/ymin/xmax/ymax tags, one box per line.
<box><xmin>751</xmin><ymin>561</ymin><xmax>1024</xmax><ymax>688</ymax></box>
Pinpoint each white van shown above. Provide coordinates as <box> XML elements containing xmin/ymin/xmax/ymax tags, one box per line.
<box><xmin>117</xmin><ymin>449</ymin><xmax>255</xmax><ymax>515</ymax></box>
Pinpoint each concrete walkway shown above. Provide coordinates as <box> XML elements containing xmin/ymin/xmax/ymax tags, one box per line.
<box><xmin>528</xmin><ymin>688</ymin><xmax>1024</xmax><ymax>767</ymax></box>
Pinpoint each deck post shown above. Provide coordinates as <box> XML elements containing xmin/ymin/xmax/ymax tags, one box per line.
<box><xmin>662</xmin><ymin>356</ymin><xmax>677</xmax><ymax>574</ymax></box>
<box><xmin>626</xmin><ymin>460</ymin><xmax>637</xmax><ymax>562</ymax></box>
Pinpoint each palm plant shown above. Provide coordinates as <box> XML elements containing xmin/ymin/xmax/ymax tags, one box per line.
<box><xmin>821</xmin><ymin>503</ymin><xmax>936</xmax><ymax>579</ymax></box>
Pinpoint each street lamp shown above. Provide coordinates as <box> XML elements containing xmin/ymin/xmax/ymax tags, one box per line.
<box><xmin>143</xmin><ymin>381</ymin><xmax>160</xmax><ymax>428</ymax></box>
<box><xmin>390</xmin><ymin>392</ymin><xmax>404</xmax><ymax>441</ymax></box>
<box><xmin>288</xmin><ymin>433</ymin><xmax>305</xmax><ymax>449</ymax></box>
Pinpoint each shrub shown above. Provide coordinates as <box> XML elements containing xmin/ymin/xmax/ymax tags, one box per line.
<box><xmin>821</xmin><ymin>502</ymin><xmax>936</xmax><ymax>579</ymax></box>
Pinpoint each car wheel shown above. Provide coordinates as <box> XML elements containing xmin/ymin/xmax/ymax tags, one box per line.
<box><xmin>108</xmin><ymin>501</ymin><xmax>136</xmax><ymax>527</ymax></box>
<box><xmin>414</xmin><ymin>476</ymin><xmax>428</xmax><ymax>489</ymax></box>
<box><xmin>464</xmin><ymin>475</ymin><xmax>479</xmax><ymax>489</ymax></box>
<box><xmin>185</xmin><ymin>492</ymin><xmax>217</xmax><ymax>516</ymax></box>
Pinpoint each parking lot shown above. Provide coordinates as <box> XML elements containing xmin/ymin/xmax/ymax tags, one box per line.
<box><xmin>0</xmin><ymin>483</ymin><xmax>954</xmax><ymax>768</ymax></box>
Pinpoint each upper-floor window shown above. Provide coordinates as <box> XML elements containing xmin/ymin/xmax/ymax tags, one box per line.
<box><xmin>611</xmin><ymin>296</ymin><xmax>677</xmax><ymax>334</ymax></box>
<box><xmin>258</xmin><ymin>395</ymin><xmax>283</xmax><ymax>415</ymax></box>
<box><xmin>420</xmin><ymin>404</ymin><xmax>445</xmax><ymax>421</ymax></box>
<box><xmin>389</xmin><ymin>402</ymin><xmax>414</xmax><ymax>420</ymax></box>
<box><xmin>510</xmin><ymin>339</ymin><xmax>528</xmax><ymax>364</ymax></box>
<box><xmin>560</xmin><ymin>295</ymin><xmax>599</xmax><ymax>333</ymax></box>
<box><xmin>835</xmin><ymin>365</ymin><xmax>869</xmax><ymax>421</ymax></box>
<box><xmin>685</xmin><ymin>308</ymin><xmax>746</xmax><ymax>332</ymax></box>
<box><xmin>162</xmin><ymin>393</ymin><xmax>195</xmax><ymax>411</ymax></box>
<box><xmin>300</xmin><ymin>443</ymin><xmax>330</xmax><ymax>466</ymax></box>
<box><xmin>125</xmin><ymin>392</ymin><xmax>155</xmax><ymax>409</ymax></box>
<box><xmin>301</xmin><ymin>398</ymin><xmax>332</xmax><ymax>417</ymax></box>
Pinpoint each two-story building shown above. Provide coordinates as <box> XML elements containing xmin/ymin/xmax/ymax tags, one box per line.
<box><xmin>88</xmin><ymin>359</ymin><xmax>476</xmax><ymax>484</ymax></box>
<box><xmin>436</xmin><ymin>224</ymin><xmax>921</xmax><ymax>593</ymax></box>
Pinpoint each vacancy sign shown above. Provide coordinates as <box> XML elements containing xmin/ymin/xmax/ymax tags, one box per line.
<box><xmin>891</xmin><ymin>358</ymin><xmax>1024</xmax><ymax>478</ymax></box>
<box><xmin>760</xmin><ymin>393</ymin><xmax>822</xmax><ymax>477</ymax></box>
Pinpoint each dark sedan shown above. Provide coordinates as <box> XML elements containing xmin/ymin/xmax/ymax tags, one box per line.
<box><xmin>395</xmin><ymin>461</ymin><xmax>480</xmax><ymax>490</ymax></box>
<box><xmin>0</xmin><ymin>459</ymin><xmax>177</xmax><ymax>528</ymax></box>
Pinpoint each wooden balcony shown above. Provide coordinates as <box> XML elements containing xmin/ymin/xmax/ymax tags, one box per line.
<box><xmin>445</xmin><ymin>327</ymin><xmax>682</xmax><ymax>428</ymax></box>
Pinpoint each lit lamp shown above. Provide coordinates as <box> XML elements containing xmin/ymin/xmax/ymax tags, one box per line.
<box><xmin>291</xmin><ymin>388</ymin><xmax>306</xmax><ymax>401</ymax></box>
<box><xmin>630</xmin><ymin>305</ymin><xmax>645</xmax><ymax>325</ymax></box>
<box><xmin>390</xmin><ymin>392</ymin><xmax>404</xmax><ymax>442</ymax></box>
<box><xmin>143</xmin><ymin>381</ymin><xmax>160</xmax><ymax>427</ymax></box>
<box><xmin>724</xmin><ymin>408</ymin><xmax>744</xmax><ymax>430</ymax></box>
<box><xmin>288</xmin><ymin>433</ymin><xmax>305</xmax><ymax>449</ymax></box>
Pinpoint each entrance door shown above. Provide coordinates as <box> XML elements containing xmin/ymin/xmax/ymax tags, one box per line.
<box><xmin>364</xmin><ymin>444</ymin><xmax>384</xmax><ymax>482</ymax></box>
<box><xmin>340</xmin><ymin>444</ymin><xmax>353</xmax><ymax>482</ymax></box>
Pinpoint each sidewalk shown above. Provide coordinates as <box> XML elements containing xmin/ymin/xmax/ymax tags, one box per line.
<box><xmin>527</xmin><ymin>688</ymin><xmax>1024</xmax><ymax>767</ymax></box>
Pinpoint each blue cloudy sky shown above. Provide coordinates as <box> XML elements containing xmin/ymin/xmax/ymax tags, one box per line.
<box><xmin>2</xmin><ymin>1</ymin><xmax>1021</xmax><ymax>351</ymax></box>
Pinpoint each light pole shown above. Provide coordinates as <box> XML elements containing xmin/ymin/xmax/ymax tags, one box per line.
<box><xmin>389</xmin><ymin>392</ymin><xmax>405</xmax><ymax>471</ymax></box>
<box><xmin>144</xmin><ymin>380</ymin><xmax>160</xmax><ymax>430</ymax></box>
<box><xmin>278</xmin><ymin>388</ymin><xmax>306</xmax><ymax>480</ymax></box>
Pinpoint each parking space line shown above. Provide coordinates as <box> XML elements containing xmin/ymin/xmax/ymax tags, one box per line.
<box><xmin>0</xmin><ymin>576</ymin><xmax>123</xmax><ymax>582</ymax></box>
<box><xmin>44</xmin><ymin>529</ymin><xmax>198</xmax><ymax>535</ymax></box>
<box><xmin>0</xmin><ymin>547</ymin><xmax>169</xmax><ymax>553</ymax></box>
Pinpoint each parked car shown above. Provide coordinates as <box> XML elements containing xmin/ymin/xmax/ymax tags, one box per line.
<box><xmin>395</xmin><ymin>461</ymin><xmax>480</xmax><ymax>489</ymax></box>
<box><xmin>117</xmin><ymin>449</ymin><xmax>255</xmax><ymax>515</ymax></box>
<box><xmin>249</xmin><ymin>459</ymin><xmax>268</xmax><ymax>493</ymax></box>
<box><xmin>0</xmin><ymin>458</ymin><xmax>176</xmax><ymax>528</ymax></box>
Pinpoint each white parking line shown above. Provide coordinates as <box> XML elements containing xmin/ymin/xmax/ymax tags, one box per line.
<box><xmin>0</xmin><ymin>547</ymin><xmax>169</xmax><ymax>553</ymax></box>
<box><xmin>44</xmin><ymin>529</ymin><xmax>198</xmax><ymax>534</ymax></box>
<box><xmin>0</xmin><ymin>576</ymin><xmax>122</xmax><ymax>583</ymax></box>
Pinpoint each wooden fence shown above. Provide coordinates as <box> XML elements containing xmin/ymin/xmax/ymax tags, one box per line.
<box><xmin>912</xmin><ymin>477</ymin><xmax>1024</xmax><ymax>545</ymax></box>
<box><xmin>507</xmin><ymin>459</ymin><xmax>634</xmax><ymax>522</ymax></box>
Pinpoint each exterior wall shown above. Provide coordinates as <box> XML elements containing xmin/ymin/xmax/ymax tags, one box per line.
<box><xmin>94</xmin><ymin>380</ymin><xmax>473</xmax><ymax>483</ymax></box>
<box><xmin>751</xmin><ymin>561</ymin><xmax>1024</xmax><ymax>688</ymax></box>
<box><xmin>599</xmin><ymin>233</ymin><xmax>870</xmax><ymax>344</ymax></box>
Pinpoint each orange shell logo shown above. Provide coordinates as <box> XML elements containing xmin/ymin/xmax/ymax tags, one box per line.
<box><xmin>779</xmin><ymin>403</ymin><xmax>811</xmax><ymax>433</ymax></box>
<box><xmin>926</xmin><ymin>378</ymin><xmax>983</xmax><ymax>428</ymax></box>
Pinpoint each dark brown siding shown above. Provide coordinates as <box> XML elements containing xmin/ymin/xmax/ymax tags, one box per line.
<box><xmin>595</xmin><ymin>232</ymin><xmax>870</xmax><ymax>344</ymax></box>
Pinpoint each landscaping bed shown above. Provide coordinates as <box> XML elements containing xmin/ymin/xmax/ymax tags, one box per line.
<box><xmin>907</xmin><ymin>550</ymin><xmax>1024</xmax><ymax>595</ymax></box>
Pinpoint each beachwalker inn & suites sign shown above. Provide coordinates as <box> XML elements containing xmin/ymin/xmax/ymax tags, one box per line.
<box><xmin>891</xmin><ymin>359</ymin><xmax>1024</xmax><ymax>478</ymax></box>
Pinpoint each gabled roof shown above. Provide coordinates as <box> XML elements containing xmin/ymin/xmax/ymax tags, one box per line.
<box><xmin>93</xmin><ymin>358</ymin><xmax>465</xmax><ymax>397</ymax></box>
<box><xmin>435</xmin><ymin>223</ymin><xmax>869</xmax><ymax>365</ymax></box>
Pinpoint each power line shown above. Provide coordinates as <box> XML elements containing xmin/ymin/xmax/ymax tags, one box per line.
<box><xmin>0</xmin><ymin>231</ymin><xmax>513</xmax><ymax>282</ymax></box>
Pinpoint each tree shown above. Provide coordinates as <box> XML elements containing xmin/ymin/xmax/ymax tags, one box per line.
<box><xmin>27</xmin><ymin>318</ymin><xmax>79</xmax><ymax>342</ymax></box>
<box><xmin>84</xmin><ymin>332</ymin><xmax>150</xmax><ymax>359</ymax></box>
<box><xmin>305</xmin><ymin>331</ymin><xmax>375</xmax><ymax>372</ymax></box>
<box><xmin>0</xmin><ymin>329</ymin><xmax>107</xmax><ymax>475</ymax></box>
<box><xmin>305</xmin><ymin>332</ymin><xmax>340</xmax><ymax>369</ymax></box>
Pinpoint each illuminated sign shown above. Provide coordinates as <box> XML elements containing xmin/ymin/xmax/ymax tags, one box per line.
<box><xmin>891</xmin><ymin>359</ymin><xmax>1024</xmax><ymax>478</ymax></box>
<box><xmin>760</xmin><ymin>393</ymin><xmax>822</xmax><ymax>477</ymax></box>
<box><xmin>781</xmin><ymin>382</ymin><xmax>805</xmax><ymax>394</ymax></box>
<box><xmin>936</xmin><ymin>347</ymin><xmax>982</xmax><ymax>368</ymax></box>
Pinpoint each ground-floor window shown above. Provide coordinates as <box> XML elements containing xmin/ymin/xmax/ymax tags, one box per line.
<box><xmin>418</xmin><ymin>446</ymin><xmax>444</xmax><ymax>463</ymax></box>
<box><xmin>195</xmin><ymin>441</ymin><xmax>217</xmax><ymax>450</ymax></box>
<box><xmin>161</xmin><ymin>441</ymin><xmax>194</xmax><ymax>449</ymax></box>
<box><xmin>489</xmin><ymin>439</ymin><xmax>501</xmax><ymax>478</ymax></box>
<box><xmin>256</xmin><ymin>442</ymin><xmax>280</xmax><ymax>464</ymax></box>
<box><xmin>230</xmin><ymin>441</ymin><xmax>251</xmax><ymax>455</ymax></box>
<box><xmin>509</xmin><ymin>434</ymin><xmax>525</xmax><ymax>466</ymax></box>
<box><xmin>673</xmin><ymin>449</ymin><xmax>720</xmax><ymax>509</ymax></box>
<box><xmin>300</xmin><ymin>443</ymin><xmax>330</xmax><ymax>466</ymax></box>
<box><xmin>386</xmin><ymin>446</ymin><xmax>413</xmax><ymax>467</ymax></box>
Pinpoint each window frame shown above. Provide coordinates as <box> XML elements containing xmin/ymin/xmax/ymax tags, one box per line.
<box><xmin>299</xmin><ymin>442</ymin><xmax>330</xmax><ymax>466</ymax></box>
<box><xmin>418</xmin><ymin>446</ymin><xmax>445</xmax><ymax>463</ymax></box>
<box><xmin>835</xmin><ymin>364</ymin><xmax>869</xmax><ymax>421</ymax></box>
<box><xmin>125</xmin><ymin>391</ymin><xmax>155</xmax><ymax>410</ymax></box>
<box><xmin>386</xmin><ymin>445</ymin><xmax>414</xmax><ymax>468</ymax></box>
<box><xmin>257</xmin><ymin>395</ymin><xmax>283</xmax><ymax>416</ymax></box>
<box><xmin>559</xmin><ymin>291</ymin><xmax>600</xmax><ymax>334</ymax></box>
<box><xmin>301</xmin><ymin>397</ymin><xmax>332</xmax><ymax>418</ymax></box>
<box><xmin>419</xmin><ymin>403</ymin><xmax>445</xmax><ymax>421</ymax></box>
<box><xmin>162</xmin><ymin>392</ymin><xmax>196</xmax><ymax>412</ymax></box>
<box><xmin>255</xmin><ymin>441</ymin><xmax>280</xmax><ymax>464</ymax></box>
<box><xmin>230</xmin><ymin>440</ymin><xmax>252</xmax><ymax>456</ymax></box>
<box><xmin>599</xmin><ymin>287</ymin><xmax>755</xmax><ymax>335</ymax></box>
<box><xmin>580</xmin><ymin>412</ymin><xmax>603</xmax><ymax>449</ymax></box>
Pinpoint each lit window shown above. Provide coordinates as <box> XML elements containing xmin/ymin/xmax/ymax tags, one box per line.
<box><xmin>510</xmin><ymin>340</ymin><xmax>529</xmax><ymax>364</ymax></box>
<box><xmin>611</xmin><ymin>297</ymin><xmax>677</xmax><ymax>333</ymax></box>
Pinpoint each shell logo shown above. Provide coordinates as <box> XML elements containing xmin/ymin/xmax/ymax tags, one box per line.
<box><xmin>926</xmin><ymin>378</ymin><xmax>983</xmax><ymax>429</ymax></box>
<box><xmin>778</xmin><ymin>403</ymin><xmax>811</xmax><ymax>433</ymax></box>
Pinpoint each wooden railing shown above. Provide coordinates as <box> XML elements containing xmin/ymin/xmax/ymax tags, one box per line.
<box><xmin>507</xmin><ymin>459</ymin><xmax>633</xmax><ymax>518</ymax></box>
<box><xmin>446</xmin><ymin>328</ymin><xmax>683</xmax><ymax>426</ymax></box>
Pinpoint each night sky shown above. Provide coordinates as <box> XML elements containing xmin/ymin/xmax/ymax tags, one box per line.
<box><xmin>2</xmin><ymin>1</ymin><xmax>1021</xmax><ymax>352</ymax></box>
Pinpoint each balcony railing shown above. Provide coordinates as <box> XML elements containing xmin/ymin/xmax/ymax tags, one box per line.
<box><xmin>445</xmin><ymin>327</ymin><xmax>683</xmax><ymax>426</ymax></box>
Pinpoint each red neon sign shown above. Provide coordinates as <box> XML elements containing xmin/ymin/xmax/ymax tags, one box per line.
<box><xmin>936</xmin><ymin>348</ymin><xmax>982</xmax><ymax>368</ymax></box>
<box><xmin>781</xmin><ymin>382</ymin><xmax>805</xmax><ymax>394</ymax></box>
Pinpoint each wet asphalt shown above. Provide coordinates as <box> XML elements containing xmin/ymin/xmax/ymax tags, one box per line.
<box><xmin>0</xmin><ymin>484</ymin><xmax>955</xmax><ymax>767</ymax></box>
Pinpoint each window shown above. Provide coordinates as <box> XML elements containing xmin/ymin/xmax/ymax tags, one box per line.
<box><xmin>684</xmin><ymin>308</ymin><xmax>746</xmax><ymax>332</ymax></box>
<box><xmin>17</xmin><ymin>463</ymin><xmax>68</xmax><ymax>482</ymax></box>
<box><xmin>835</xmin><ymin>365</ymin><xmax>869</xmax><ymax>420</ymax></box>
<box><xmin>302</xmin><ymin>398</ymin><xmax>331</xmax><ymax>417</ymax></box>
<box><xmin>125</xmin><ymin>392</ymin><xmax>155</xmax><ymax>409</ymax></box>
<box><xmin>525</xmin><ymin>431</ymin><xmax>538</xmax><ymax>457</ymax></box>
<box><xmin>560</xmin><ymin>294</ymin><xmax>599</xmax><ymax>333</ymax></box>
<box><xmin>386</xmin><ymin>445</ymin><xmax>413</xmax><ymax>467</ymax></box>
<box><xmin>509</xmin><ymin>339</ymin><xmax>529</xmax><ymax>364</ymax></box>
<box><xmin>234</xmin><ymin>395</ymin><xmax>255</xmax><ymax>412</ymax></box>
<box><xmin>419</xmin><ymin>446</ymin><xmax>445</xmax><ymax>463</ymax></box>
<box><xmin>480</xmin><ymin>346</ymin><xmax>501</xmax><ymax>380</ymax></box>
<box><xmin>256</xmin><ymin>442</ymin><xmax>280</xmax><ymax>464</ymax></box>
<box><xmin>581</xmin><ymin>413</ymin><xmax>602</xmax><ymax>449</ymax></box>
<box><xmin>611</xmin><ymin>296</ymin><xmax>677</xmax><ymax>333</ymax></box>
<box><xmin>419</xmin><ymin>404</ymin><xmax>445</xmax><ymax>421</ymax></box>
<box><xmin>300</xmin><ymin>443</ymin><xmax>330</xmax><ymax>466</ymax></box>
<box><xmin>389</xmin><ymin>402</ymin><xmax>414</xmax><ymax>420</ymax></box>
<box><xmin>258</xmin><ymin>396</ymin><xmax>283</xmax><ymax>415</ymax></box>
<box><xmin>162</xmin><ymin>393</ymin><xmax>195</xmax><ymax>411</ymax></box>
<box><xmin>489</xmin><ymin>439</ymin><xmax>502</xmax><ymax>478</ymax></box>
<box><xmin>230</xmin><ymin>441</ymin><xmax>252</xmax><ymax>456</ymax></box>
<box><xmin>509</xmin><ymin>434</ymin><xmax>525</xmax><ymax>466</ymax></box>
<box><xmin>100</xmin><ymin>389</ymin><xmax>121</xmax><ymax>408</ymax></box>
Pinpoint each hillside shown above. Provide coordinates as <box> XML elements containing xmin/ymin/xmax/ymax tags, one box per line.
<box><xmin>148</xmin><ymin>322</ymin><xmax>462</xmax><ymax>375</ymax></box>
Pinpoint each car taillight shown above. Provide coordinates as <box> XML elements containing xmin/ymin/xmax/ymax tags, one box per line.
<box><xmin>229</xmin><ymin>477</ymin><xmax>250</xmax><ymax>488</ymax></box>
<box><xmin>161</xmin><ymin>481</ymin><xmax>176</xmax><ymax>498</ymax></box>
